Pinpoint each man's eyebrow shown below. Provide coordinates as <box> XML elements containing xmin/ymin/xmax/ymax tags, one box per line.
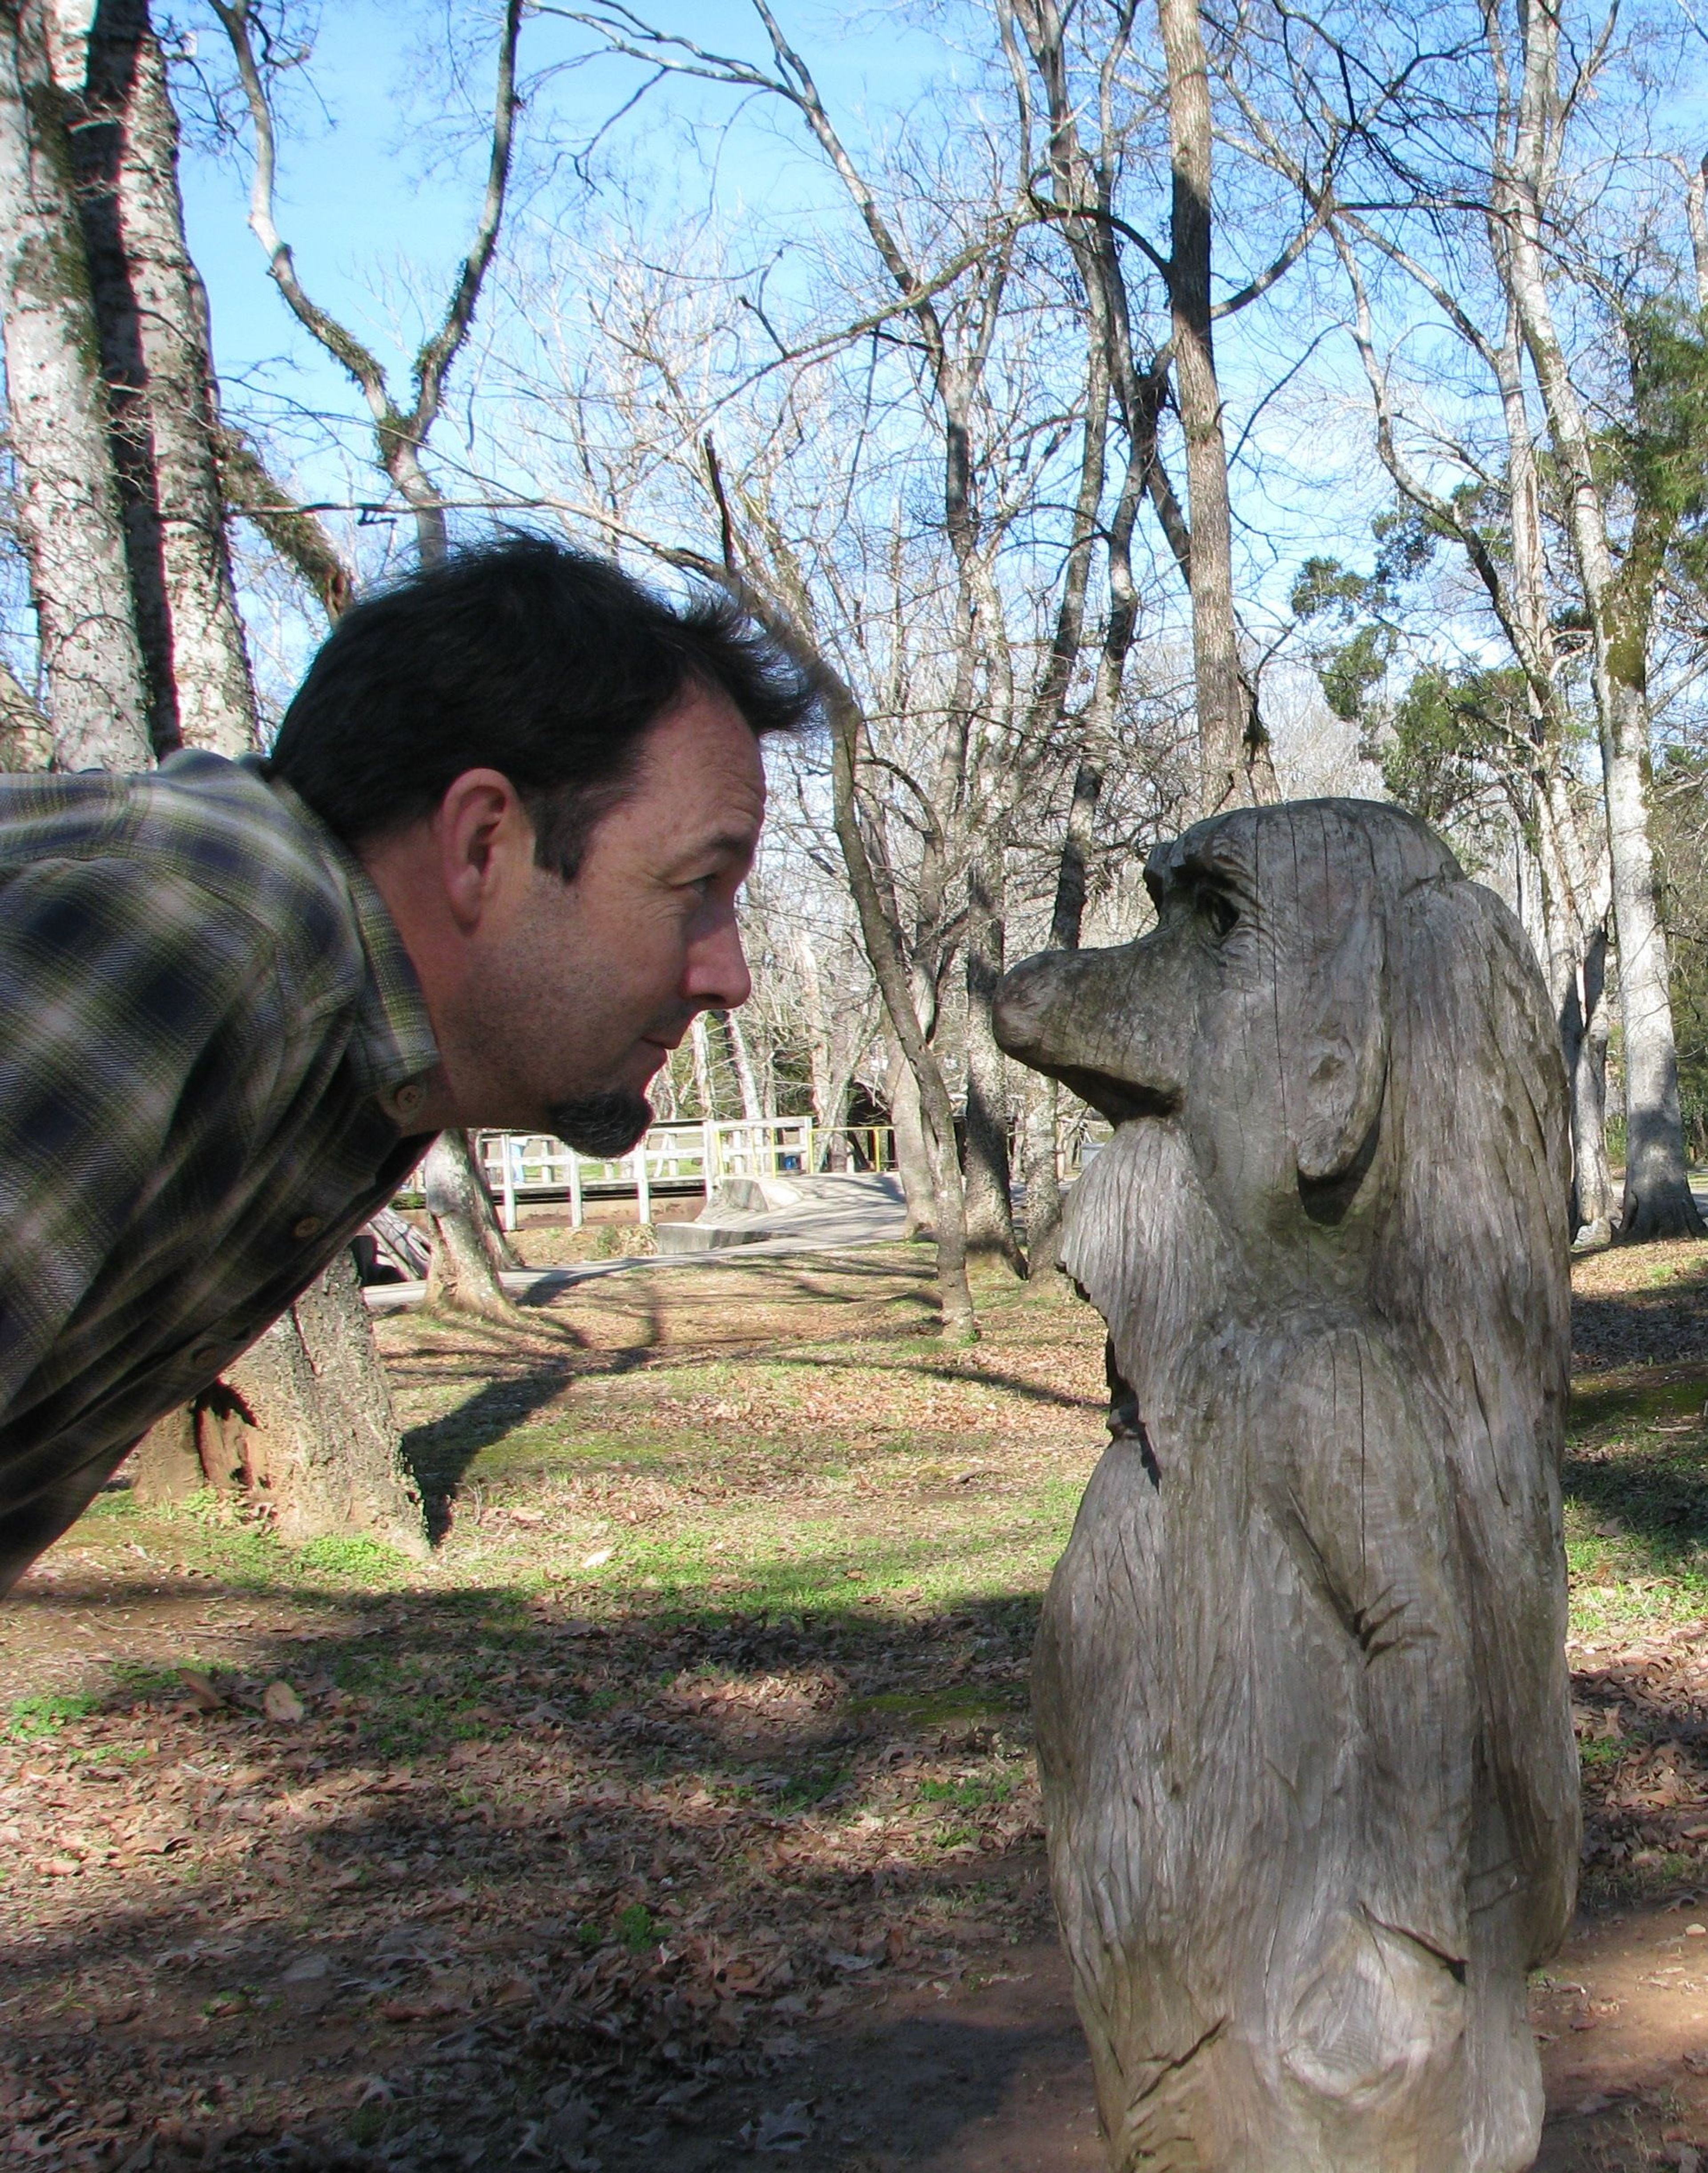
<box><xmin>664</xmin><ymin>829</ymin><xmax>758</xmax><ymax>871</ymax></box>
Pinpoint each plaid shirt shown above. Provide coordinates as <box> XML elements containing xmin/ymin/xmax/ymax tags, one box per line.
<box><xmin>0</xmin><ymin>750</ymin><xmax>439</xmax><ymax>1586</ymax></box>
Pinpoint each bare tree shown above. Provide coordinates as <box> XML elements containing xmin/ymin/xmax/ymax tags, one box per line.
<box><xmin>1494</xmin><ymin>0</ymin><xmax>1704</xmax><ymax>1239</ymax></box>
<box><xmin>1154</xmin><ymin>0</ymin><xmax>1280</xmax><ymax>813</ymax></box>
<box><xmin>1</xmin><ymin>0</ymin><xmax>426</xmax><ymax>1551</ymax></box>
<box><xmin>213</xmin><ymin>0</ymin><xmax>529</xmax><ymax>1308</ymax></box>
<box><xmin>500</xmin><ymin>3</ymin><xmax>1283</xmax><ymax>1304</ymax></box>
<box><xmin>0</xmin><ymin>0</ymin><xmax>151</xmax><ymax>768</ymax></box>
<box><xmin>1227</xmin><ymin>0</ymin><xmax>1696</xmax><ymax>1241</ymax></box>
<box><xmin>1324</xmin><ymin>230</ymin><xmax>1615</xmax><ymax>1232</ymax></box>
<box><xmin>66</xmin><ymin>0</ymin><xmax>254</xmax><ymax>757</ymax></box>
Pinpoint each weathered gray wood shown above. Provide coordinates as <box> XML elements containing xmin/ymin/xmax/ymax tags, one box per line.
<box><xmin>995</xmin><ymin>799</ymin><xmax>1579</xmax><ymax>2173</ymax></box>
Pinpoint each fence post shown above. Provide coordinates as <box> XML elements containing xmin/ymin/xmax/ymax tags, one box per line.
<box><xmin>800</xmin><ymin>1118</ymin><xmax>814</xmax><ymax>1175</ymax></box>
<box><xmin>634</xmin><ymin>1141</ymin><xmax>651</xmax><ymax>1226</ymax></box>
<box><xmin>567</xmin><ymin>1150</ymin><xmax>584</xmax><ymax>1231</ymax></box>
<box><xmin>702</xmin><ymin>1117</ymin><xmax>719</xmax><ymax>1199</ymax></box>
<box><xmin>500</xmin><ymin>1136</ymin><xmax>517</xmax><ymax>1234</ymax></box>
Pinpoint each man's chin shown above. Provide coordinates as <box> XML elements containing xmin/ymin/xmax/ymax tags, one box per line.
<box><xmin>547</xmin><ymin>1089</ymin><xmax>653</xmax><ymax>1158</ymax></box>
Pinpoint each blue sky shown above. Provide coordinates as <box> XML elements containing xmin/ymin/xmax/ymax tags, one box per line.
<box><xmin>169</xmin><ymin>0</ymin><xmax>1708</xmax><ymax>711</ymax></box>
<box><xmin>177</xmin><ymin>0</ymin><xmax>953</xmax><ymax>464</ymax></box>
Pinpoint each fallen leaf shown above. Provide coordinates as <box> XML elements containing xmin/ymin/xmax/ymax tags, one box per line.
<box><xmin>1576</xmin><ymin>2093</ymin><xmax>1613</xmax><ymax>2115</ymax></box>
<box><xmin>178</xmin><ymin>1670</ymin><xmax>225</xmax><ymax>1713</ymax></box>
<box><xmin>752</xmin><ymin>2100</ymin><xmax>814</xmax><ymax>2153</ymax></box>
<box><xmin>580</xmin><ymin>1548</ymin><xmax>615</xmax><ymax>1570</ymax></box>
<box><xmin>262</xmin><ymin>1681</ymin><xmax>305</xmax><ymax>1724</ymax></box>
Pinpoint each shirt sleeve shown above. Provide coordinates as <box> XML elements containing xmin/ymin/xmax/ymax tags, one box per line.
<box><xmin>0</xmin><ymin>856</ymin><xmax>274</xmax><ymax>1410</ymax></box>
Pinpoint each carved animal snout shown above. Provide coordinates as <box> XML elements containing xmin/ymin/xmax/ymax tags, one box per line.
<box><xmin>994</xmin><ymin>941</ymin><xmax>1189</xmax><ymax>1128</ymax></box>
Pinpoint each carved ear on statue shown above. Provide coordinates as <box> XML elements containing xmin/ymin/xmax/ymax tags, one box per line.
<box><xmin>1291</xmin><ymin>907</ymin><xmax>1390</xmax><ymax>1187</ymax></box>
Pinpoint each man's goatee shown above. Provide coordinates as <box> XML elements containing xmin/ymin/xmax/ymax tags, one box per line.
<box><xmin>548</xmin><ymin>1090</ymin><xmax>652</xmax><ymax>1158</ymax></box>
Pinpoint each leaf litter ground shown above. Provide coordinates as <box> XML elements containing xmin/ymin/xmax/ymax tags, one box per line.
<box><xmin>9</xmin><ymin>1237</ymin><xmax>1708</xmax><ymax>2167</ymax></box>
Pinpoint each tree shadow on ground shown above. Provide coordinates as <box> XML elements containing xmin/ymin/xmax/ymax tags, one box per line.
<box><xmin>387</xmin><ymin>1256</ymin><xmax>1080</xmax><ymax>1544</ymax></box>
<box><xmin>0</xmin><ymin>1581</ymin><xmax>1059</xmax><ymax>2173</ymax></box>
<box><xmin>400</xmin><ymin>1366</ymin><xmax>576</xmax><ymax>1537</ymax></box>
<box><xmin>1571</xmin><ymin>1249</ymin><xmax>1708</xmax><ymax>1375</ymax></box>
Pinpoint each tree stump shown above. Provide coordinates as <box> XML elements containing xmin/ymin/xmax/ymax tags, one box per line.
<box><xmin>223</xmin><ymin>1251</ymin><xmax>428</xmax><ymax>1558</ymax></box>
<box><xmin>994</xmin><ymin>801</ymin><xmax>1579</xmax><ymax>2173</ymax></box>
<box><xmin>126</xmin><ymin>1404</ymin><xmax>201</xmax><ymax>1505</ymax></box>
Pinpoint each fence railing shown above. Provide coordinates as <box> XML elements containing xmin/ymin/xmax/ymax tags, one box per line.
<box><xmin>427</xmin><ymin>1119</ymin><xmax>1116</xmax><ymax>1236</ymax></box>
<box><xmin>477</xmin><ymin>1118</ymin><xmax>840</xmax><ymax>1230</ymax></box>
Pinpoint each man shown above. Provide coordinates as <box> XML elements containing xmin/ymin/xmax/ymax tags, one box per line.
<box><xmin>0</xmin><ymin>535</ymin><xmax>814</xmax><ymax>1592</ymax></box>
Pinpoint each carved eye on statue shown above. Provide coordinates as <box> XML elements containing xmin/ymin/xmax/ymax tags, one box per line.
<box><xmin>1196</xmin><ymin>882</ymin><xmax>1239</xmax><ymax>941</ymax></box>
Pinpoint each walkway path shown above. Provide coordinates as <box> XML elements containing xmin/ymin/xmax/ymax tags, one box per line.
<box><xmin>366</xmin><ymin>1171</ymin><xmax>910</xmax><ymax>1316</ymax></box>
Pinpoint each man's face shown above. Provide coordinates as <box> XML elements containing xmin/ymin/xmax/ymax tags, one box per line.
<box><xmin>461</xmin><ymin>687</ymin><xmax>766</xmax><ymax>1148</ymax></box>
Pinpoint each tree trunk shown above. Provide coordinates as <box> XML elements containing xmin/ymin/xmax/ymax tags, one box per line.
<box><xmin>81</xmin><ymin>0</ymin><xmax>428</xmax><ymax>1546</ymax></box>
<box><xmin>1599</xmin><ymin>728</ymin><xmax>1700</xmax><ymax>1239</ymax></box>
<box><xmin>0</xmin><ymin>0</ymin><xmax>427</xmax><ymax>1557</ymax></box>
<box><xmin>1021</xmin><ymin>748</ymin><xmax>1109</xmax><ymax>1283</ymax></box>
<box><xmin>795</xmin><ymin>933</ymin><xmax>834</xmax><ymax>1147</ymax></box>
<box><xmin>68</xmin><ymin>0</ymin><xmax>254</xmax><ymax>757</ymax></box>
<box><xmin>721</xmin><ymin>1007</ymin><xmax>767</xmax><ymax>1123</ymax></box>
<box><xmin>0</xmin><ymin>658</ymin><xmax>52</xmax><ymax>769</ymax></box>
<box><xmin>1564</xmin><ymin>920</ymin><xmax>1615</xmax><ymax>1236</ymax></box>
<box><xmin>818</xmin><ymin>1066</ymin><xmax>854</xmax><ymax>1170</ymax></box>
<box><xmin>0</xmin><ymin>0</ymin><xmax>152</xmax><ymax>769</ymax></box>
<box><xmin>1500</xmin><ymin>8</ymin><xmax>1703</xmax><ymax>1244</ymax></box>
<box><xmin>423</xmin><ymin>1130</ymin><xmax>521</xmax><ymax>1321</ymax></box>
<box><xmin>886</xmin><ymin>1039</ymin><xmax>938</xmax><ymax>1240</ymax></box>
<box><xmin>690</xmin><ymin>1010</ymin><xmax>717</xmax><ymax>1117</ymax></box>
<box><xmin>222</xmin><ymin>1251</ymin><xmax>429</xmax><ymax>1555</ymax></box>
<box><xmin>963</xmin><ymin>844</ymin><xmax>1023</xmax><ymax>1270</ymax></box>
<box><xmin>127</xmin><ymin>1403</ymin><xmax>201</xmax><ymax>1504</ymax></box>
<box><xmin>1155</xmin><ymin>0</ymin><xmax>1275</xmax><ymax>815</ymax></box>
<box><xmin>1019</xmin><ymin>1071</ymin><xmax>1065</xmax><ymax>1278</ymax></box>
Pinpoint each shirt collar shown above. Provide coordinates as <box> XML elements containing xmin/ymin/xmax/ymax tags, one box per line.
<box><xmin>249</xmin><ymin>760</ymin><xmax>442</xmax><ymax>1099</ymax></box>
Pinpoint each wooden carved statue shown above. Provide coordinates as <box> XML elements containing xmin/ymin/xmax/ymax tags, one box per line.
<box><xmin>994</xmin><ymin>800</ymin><xmax>1579</xmax><ymax>2173</ymax></box>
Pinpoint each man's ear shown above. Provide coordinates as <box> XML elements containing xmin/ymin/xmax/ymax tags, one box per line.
<box><xmin>1290</xmin><ymin>906</ymin><xmax>1389</xmax><ymax>1185</ymax></box>
<box><xmin>436</xmin><ymin>769</ymin><xmax>529</xmax><ymax>931</ymax></box>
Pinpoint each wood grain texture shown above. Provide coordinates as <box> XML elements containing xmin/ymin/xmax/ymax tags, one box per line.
<box><xmin>994</xmin><ymin>799</ymin><xmax>1578</xmax><ymax>2173</ymax></box>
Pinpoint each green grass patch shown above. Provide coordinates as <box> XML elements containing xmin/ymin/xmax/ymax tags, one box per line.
<box><xmin>769</xmin><ymin>1763</ymin><xmax>850</xmax><ymax>1813</ymax></box>
<box><xmin>615</xmin><ymin>1903</ymin><xmax>658</xmax><ymax>1953</ymax></box>
<box><xmin>850</xmin><ymin>1685</ymin><xmax>1025</xmax><ymax>1728</ymax></box>
<box><xmin>918</xmin><ymin>1773</ymin><xmax>1015</xmax><ymax>1811</ymax></box>
<box><xmin>292</xmin><ymin>1534</ymin><xmax>415</xmax><ymax>1583</ymax></box>
<box><xmin>7</xmin><ymin>1691</ymin><xmax>97</xmax><ymax>1741</ymax></box>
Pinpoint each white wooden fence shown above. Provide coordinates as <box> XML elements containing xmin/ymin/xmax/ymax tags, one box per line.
<box><xmin>474</xmin><ymin>1117</ymin><xmax>865</xmax><ymax>1231</ymax></box>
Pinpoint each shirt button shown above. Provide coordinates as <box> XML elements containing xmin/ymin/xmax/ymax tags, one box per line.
<box><xmin>393</xmin><ymin>1082</ymin><xmax>424</xmax><ymax>1118</ymax></box>
<box><xmin>190</xmin><ymin>1344</ymin><xmax>221</xmax><ymax>1366</ymax></box>
<box><xmin>291</xmin><ymin>1215</ymin><xmax>325</xmax><ymax>1241</ymax></box>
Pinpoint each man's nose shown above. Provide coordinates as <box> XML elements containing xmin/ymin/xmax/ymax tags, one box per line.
<box><xmin>687</xmin><ymin>916</ymin><xmax>752</xmax><ymax>1012</ymax></box>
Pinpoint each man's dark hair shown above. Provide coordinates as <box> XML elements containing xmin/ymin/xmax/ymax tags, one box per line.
<box><xmin>269</xmin><ymin>534</ymin><xmax>817</xmax><ymax>878</ymax></box>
